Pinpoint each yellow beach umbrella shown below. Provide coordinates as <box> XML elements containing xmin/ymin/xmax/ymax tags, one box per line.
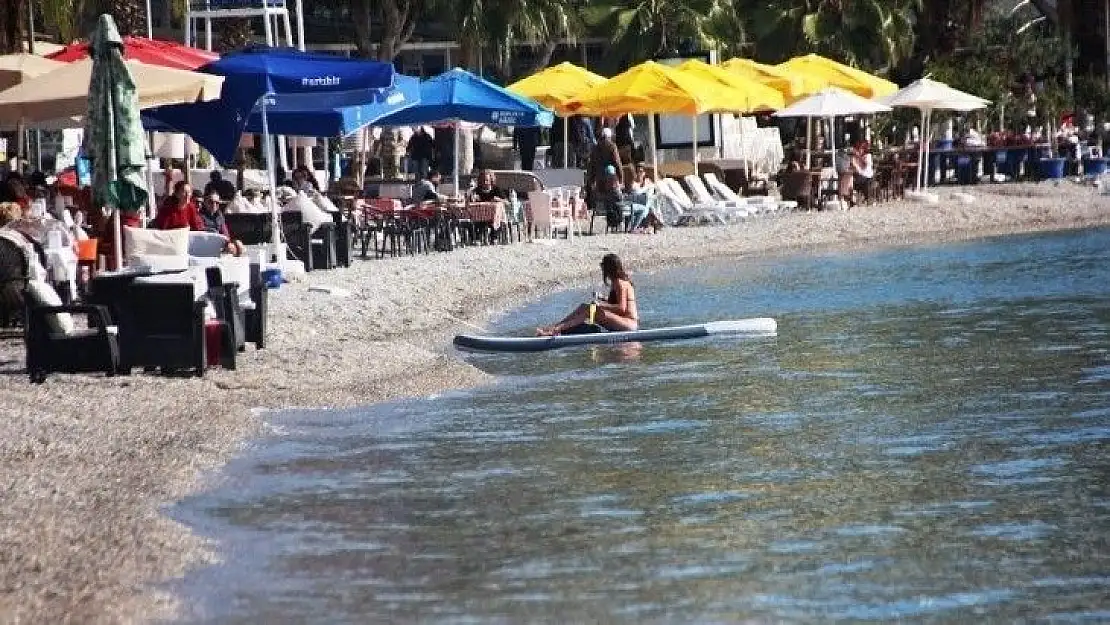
<box><xmin>509</xmin><ymin>62</ymin><xmax>607</xmax><ymax>168</ymax></box>
<box><xmin>509</xmin><ymin>61</ymin><xmax>606</xmax><ymax>114</ymax></box>
<box><xmin>567</xmin><ymin>60</ymin><xmax>755</xmax><ymax>174</ymax></box>
<box><xmin>776</xmin><ymin>54</ymin><xmax>897</xmax><ymax>99</ymax></box>
<box><xmin>722</xmin><ymin>58</ymin><xmax>824</xmax><ymax>103</ymax></box>
<box><xmin>674</xmin><ymin>60</ymin><xmax>785</xmax><ymax>112</ymax></box>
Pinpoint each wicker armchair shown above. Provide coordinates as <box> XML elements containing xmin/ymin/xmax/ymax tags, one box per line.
<box><xmin>24</xmin><ymin>281</ymin><xmax>120</xmax><ymax>383</ymax></box>
<box><xmin>123</xmin><ymin>281</ymin><xmax>208</xmax><ymax>376</ymax></box>
<box><xmin>0</xmin><ymin>236</ymin><xmax>28</xmax><ymax>327</ymax></box>
<box><xmin>779</xmin><ymin>170</ymin><xmax>814</xmax><ymax>210</ymax></box>
<box><xmin>224</xmin><ymin>213</ymin><xmax>273</xmax><ymax>247</ymax></box>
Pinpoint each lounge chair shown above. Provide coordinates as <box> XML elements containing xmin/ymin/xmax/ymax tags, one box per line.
<box><xmin>683</xmin><ymin>174</ymin><xmax>751</xmax><ymax>220</ymax></box>
<box><xmin>655</xmin><ymin>178</ymin><xmax>724</xmax><ymax>225</ymax></box>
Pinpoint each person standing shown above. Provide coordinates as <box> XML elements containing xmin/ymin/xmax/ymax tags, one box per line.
<box><xmin>615</xmin><ymin>114</ymin><xmax>635</xmax><ymax>164</ymax></box>
<box><xmin>407</xmin><ymin>127</ymin><xmax>436</xmax><ymax>181</ymax></box>
<box><xmin>380</xmin><ymin>130</ymin><xmax>402</xmax><ymax>180</ymax></box>
<box><xmin>586</xmin><ymin>127</ymin><xmax>623</xmax><ymax>208</ymax></box>
<box><xmin>204</xmin><ymin>171</ymin><xmax>236</xmax><ymax>202</ymax></box>
<box><xmin>513</xmin><ymin>125</ymin><xmax>541</xmax><ymax>171</ymax></box>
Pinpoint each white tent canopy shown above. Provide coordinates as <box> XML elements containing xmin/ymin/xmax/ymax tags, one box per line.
<box><xmin>883</xmin><ymin>78</ymin><xmax>989</xmax><ymax>191</ymax></box>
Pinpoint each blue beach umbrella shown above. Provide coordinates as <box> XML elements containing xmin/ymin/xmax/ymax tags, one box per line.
<box><xmin>374</xmin><ymin>68</ymin><xmax>554</xmax><ymax>190</ymax></box>
<box><xmin>143</xmin><ymin>74</ymin><xmax>421</xmax><ymax>162</ymax></box>
<box><xmin>142</xmin><ymin>46</ymin><xmax>402</xmax><ymax>254</ymax></box>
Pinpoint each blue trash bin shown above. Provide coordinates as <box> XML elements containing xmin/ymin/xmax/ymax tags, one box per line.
<box><xmin>1038</xmin><ymin>157</ymin><xmax>1066</xmax><ymax>179</ymax></box>
<box><xmin>956</xmin><ymin>154</ymin><xmax>975</xmax><ymax>184</ymax></box>
<box><xmin>1083</xmin><ymin>157</ymin><xmax>1108</xmax><ymax>176</ymax></box>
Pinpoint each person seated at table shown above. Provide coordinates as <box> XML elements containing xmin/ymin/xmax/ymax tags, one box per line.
<box><xmin>468</xmin><ymin>169</ymin><xmax>506</xmax><ymax>203</ymax></box>
<box><xmin>413</xmin><ymin>170</ymin><xmax>448</xmax><ymax>203</ymax></box>
<box><xmin>537</xmin><ymin>253</ymin><xmax>639</xmax><ymax>336</ymax></box>
<box><xmin>0</xmin><ymin>201</ymin><xmax>21</xmax><ymax>227</ymax></box>
<box><xmin>288</xmin><ymin>166</ymin><xmax>320</xmax><ymax>194</ymax></box>
<box><xmin>850</xmin><ymin>140</ymin><xmax>875</xmax><ymax>202</ymax></box>
<box><xmin>628</xmin><ymin>162</ymin><xmax>654</xmax><ymax>197</ymax></box>
<box><xmin>199</xmin><ymin>191</ymin><xmax>244</xmax><ymax>256</ymax></box>
<box><xmin>4</xmin><ymin>176</ymin><xmax>30</xmax><ymax>212</ymax></box>
<box><xmin>152</xmin><ymin>181</ymin><xmax>204</xmax><ymax>231</ymax></box>
<box><xmin>598</xmin><ymin>166</ymin><xmax>648</xmax><ymax>232</ymax></box>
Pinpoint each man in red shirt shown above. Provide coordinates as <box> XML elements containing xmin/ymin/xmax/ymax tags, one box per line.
<box><xmin>152</xmin><ymin>181</ymin><xmax>204</xmax><ymax>231</ymax></box>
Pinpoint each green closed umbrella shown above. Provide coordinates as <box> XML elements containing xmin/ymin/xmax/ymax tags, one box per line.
<box><xmin>86</xmin><ymin>14</ymin><xmax>149</xmax><ymax>268</ymax></box>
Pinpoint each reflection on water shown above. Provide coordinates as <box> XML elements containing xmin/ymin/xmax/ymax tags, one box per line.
<box><xmin>176</xmin><ymin>229</ymin><xmax>1110</xmax><ymax>624</ymax></box>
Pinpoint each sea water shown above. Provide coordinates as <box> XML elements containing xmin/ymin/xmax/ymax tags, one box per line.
<box><xmin>174</xmin><ymin>228</ymin><xmax>1110</xmax><ymax>623</ymax></box>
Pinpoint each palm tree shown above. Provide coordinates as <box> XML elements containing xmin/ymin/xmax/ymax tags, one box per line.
<box><xmin>452</xmin><ymin>0</ymin><xmax>580</xmax><ymax>77</ymax></box>
<box><xmin>0</xmin><ymin>0</ymin><xmax>29</xmax><ymax>53</ymax></box>
<box><xmin>743</xmin><ymin>0</ymin><xmax>919</xmax><ymax>72</ymax></box>
<box><xmin>582</xmin><ymin>0</ymin><xmax>741</xmax><ymax>71</ymax></box>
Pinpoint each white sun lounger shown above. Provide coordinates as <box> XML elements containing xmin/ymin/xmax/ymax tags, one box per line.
<box><xmin>683</xmin><ymin>175</ymin><xmax>751</xmax><ymax>220</ymax></box>
<box><xmin>656</xmin><ymin>178</ymin><xmax>725</xmax><ymax>225</ymax></box>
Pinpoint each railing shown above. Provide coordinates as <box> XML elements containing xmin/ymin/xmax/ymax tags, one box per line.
<box><xmin>188</xmin><ymin>0</ymin><xmax>286</xmax><ymax>11</ymax></box>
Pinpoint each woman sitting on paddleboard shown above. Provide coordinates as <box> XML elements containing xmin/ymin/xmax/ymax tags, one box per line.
<box><xmin>537</xmin><ymin>253</ymin><xmax>639</xmax><ymax>336</ymax></box>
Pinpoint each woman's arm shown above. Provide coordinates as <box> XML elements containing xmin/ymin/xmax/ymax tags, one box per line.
<box><xmin>596</xmin><ymin>282</ymin><xmax>632</xmax><ymax>317</ymax></box>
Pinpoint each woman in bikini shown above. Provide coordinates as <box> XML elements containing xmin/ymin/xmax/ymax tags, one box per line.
<box><xmin>537</xmin><ymin>253</ymin><xmax>639</xmax><ymax>335</ymax></box>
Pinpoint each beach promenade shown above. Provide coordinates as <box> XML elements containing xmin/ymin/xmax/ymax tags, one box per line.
<box><xmin>2</xmin><ymin>181</ymin><xmax>1109</xmax><ymax>622</ymax></box>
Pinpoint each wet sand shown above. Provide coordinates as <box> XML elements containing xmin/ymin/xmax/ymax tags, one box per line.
<box><xmin>1</xmin><ymin>181</ymin><xmax>1108</xmax><ymax>622</ymax></box>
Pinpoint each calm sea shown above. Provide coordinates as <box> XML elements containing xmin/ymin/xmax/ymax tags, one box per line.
<box><xmin>175</xmin><ymin>228</ymin><xmax>1110</xmax><ymax>624</ymax></box>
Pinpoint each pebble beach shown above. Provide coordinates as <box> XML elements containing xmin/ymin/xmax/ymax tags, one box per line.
<box><xmin>2</xmin><ymin>182</ymin><xmax>1109</xmax><ymax>623</ymax></box>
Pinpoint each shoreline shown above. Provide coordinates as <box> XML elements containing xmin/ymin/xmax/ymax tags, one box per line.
<box><xmin>1</xmin><ymin>182</ymin><xmax>1109</xmax><ymax>622</ymax></box>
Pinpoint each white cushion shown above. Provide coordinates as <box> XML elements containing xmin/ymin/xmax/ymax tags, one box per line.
<box><xmin>285</xmin><ymin>192</ymin><xmax>332</xmax><ymax>231</ymax></box>
<box><xmin>128</xmin><ymin>254</ymin><xmax>190</xmax><ymax>272</ymax></box>
<box><xmin>312</xmin><ymin>192</ymin><xmax>339</xmax><ymax>213</ymax></box>
<box><xmin>124</xmin><ymin>226</ymin><xmax>189</xmax><ymax>257</ymax></box>
<box><xmin>188</xmin><ymin>231</ymin><xmax>227</xmax><ymax>257</ymax></box>
<box><xmin>26</xmin><ymin>280</ymin><xmax>75</xmax><ymax>336</ymax></box>
<box><xmin>189</xmin><ymin>255</ymin><xmax>250</xmax><ymax>293</ymax></box>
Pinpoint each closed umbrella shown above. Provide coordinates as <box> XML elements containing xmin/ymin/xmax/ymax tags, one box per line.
<box><xmin>86</xmin><ymin>14</ymin><xmax>150</xmax><ymax>269</ymax></box>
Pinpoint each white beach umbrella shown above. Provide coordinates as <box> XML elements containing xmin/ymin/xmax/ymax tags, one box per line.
<box><xmin>883</xmin><ymin>78</ymin><xmax>989</xmax><ymax>191</ymax></box>
<box><xmin>773</xmin><ymin>88</ymin><xmax>892</xmax><ymax>169</ymax></box>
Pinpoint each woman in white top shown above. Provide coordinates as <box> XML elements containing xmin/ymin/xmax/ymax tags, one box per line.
<box><xmin>851</xmin><ymin>140</ymin><xmax>874</xmax><ymax>200</ymax></box>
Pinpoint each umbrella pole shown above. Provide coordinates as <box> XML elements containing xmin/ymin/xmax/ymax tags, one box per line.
<box><xmin>453</xmin><ymin>122</ymin><xmax>460</xmax><ymax>194</ymax></box>
<box><xmin>113</xmin><ymin>209</ymin><xmax>123</xmax><ymax>270</ymax></box>
<box><xmin>260</xmin><ymin>95</ymin><xmax>281</xmax><ymax>262</ymax></box>
<box><xmin>648</xmin><ymin>114</ymin><xmax>658</xmax><ymax>181</ymax></box>
<box><xmin>563</xmin><ymin>116</ymin><xmax>569</xmax><ymax>169</ymax></box>
<box><xmin>923</xmin><ymin>109</ymin><xmax>932</xmax><ymax>191</ymax></box>
<box><xmin>916</xmin><ymin>109</ymin><xmax>926</xmax><ymax>191</ymax></box>
<box><xmin>805</xmin><ymin>117</ymin><xmax>812</xmax><ymax>169</ymax></box>
<box><xmin>692</xmin><ymin>115</ymin><xmax>699</xmax><ymax>176</ymax></box>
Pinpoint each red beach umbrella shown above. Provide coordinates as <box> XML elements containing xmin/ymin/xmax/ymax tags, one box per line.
<box><xmin>46</xmin><ymin>36</ymin><xmax>217</xmax><ymax>70</ymax></box>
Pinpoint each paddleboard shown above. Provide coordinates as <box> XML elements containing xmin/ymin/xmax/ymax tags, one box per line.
<box><xmin>453</xmin><ymin>318</ymin><xmax>777</xmax><ymax>353</ymax></box>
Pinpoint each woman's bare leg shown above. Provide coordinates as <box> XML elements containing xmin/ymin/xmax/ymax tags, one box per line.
<box><xmin>597</xmin><ymin>309</ymin><xmax>638</xmax><ymax>331</ymax></box>
<box><xmin>537</xmin><ymin>303</ymin><xmax>589</xmax><ymax>336</ymax></box>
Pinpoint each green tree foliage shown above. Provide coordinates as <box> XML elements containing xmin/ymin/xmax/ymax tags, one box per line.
<box><xmin>743</xmin><ymin>0</ymin><xmax>919</xmax><ymax>72</ymax></box>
